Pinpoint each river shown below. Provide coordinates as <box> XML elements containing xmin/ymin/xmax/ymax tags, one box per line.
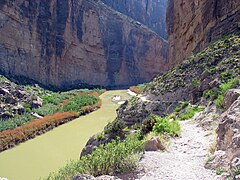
<box><xmin>0</xmin><ymin>90</ymin><xmax>130</xmax><ymax>180</ymax></box>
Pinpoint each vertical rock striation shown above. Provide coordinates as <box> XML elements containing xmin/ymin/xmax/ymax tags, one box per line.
<box><xmin>0</xmin><ymin>0</ymin><xmax>168</xmax><ymax>90</ymax></box>
<box><xmin>167</xmin><ymin>0</ymin><xmax>240</xmax><ymax>66</ymax></box>
<box><xmin>101</xmin><ymin>0</ymin><xmax>168</xmax><ymax>39</ymax></box>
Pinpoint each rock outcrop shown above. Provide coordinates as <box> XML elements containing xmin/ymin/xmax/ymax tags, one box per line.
<box><xmin>101</xmin><ymin>0</ymin><xmax>168</xmax><ymax>39</ymax></box>
<box><xmin>0</xmin><ymin>75</ymin><xmax>43</xmax><ymax>119</ymax></box>
<box><xmin>0</xmin><ymin>0</ymin><xmax>168</xmax><ymax>90</ymax></box>
<box><xmin>167</xmin><ymin>0</ymin><xmax>240</xmax><ymax>66</ymax></box>
<box><xmin>205</xmin><ymin>90</ymin><xmax>240</xmax><ymax>178</ymax></box>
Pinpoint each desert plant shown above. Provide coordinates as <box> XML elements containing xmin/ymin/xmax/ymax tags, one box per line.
<box><xmin>153</xmin><ymin>115</ymin><xmax>181</xmax><ymax>136</ymax></box>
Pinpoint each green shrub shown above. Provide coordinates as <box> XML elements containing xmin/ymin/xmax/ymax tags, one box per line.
<box><xmin>216</xmin><ymin>167</ymin><xmax>225</xmax><ymax>175</ymax></box>
<box><xmin>42</xmin><ymin>93</ymin><xmax>69</xmax><ymax>105</ymax></box>
<box><xmin>104</xmin><ymin>118</ymin><xmax>126</xmax><ymax>135</ymax></box>
<box><xmin>177</xmin><ymin>106</ymin><xmax>204</xmax><ymax>121</ymax></box>
<box><xmin>174</xmin><ymin>102</ymin><xmax>189</xmax><ymax>112</ymax></box>
<box><xmin>63</xmin><ymin>94</ymin><xmax>99</xmax><ymax>112</ymax></box>
<box><xmin>0</xmin><ymin>114</ymin><xmax>34</xmax><ymax>132</ymax></box>
<box><xmin>34</xmin><ymin>103</ymin><xmax>60</xmax><ymax>116</ymax></box>
<box><xmin>45</xmin><ymin>133</ymin><xmax>144</xmax><ymax>180</ymax></box>
<box><xmin>215</xmin><ymin>78</ymin><xmax>239</xmax><ymax>108</ymax></box>
<box><xmin>141</xmin><ymin>114</ymin><xmax>157</xmax><ymax>134</ymax></box>
<box><xmin>153</xmin><ymin>115</ymin><xmax>181</xmax><ymax>136</ymax></box>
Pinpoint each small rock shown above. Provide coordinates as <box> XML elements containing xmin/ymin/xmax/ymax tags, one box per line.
<box><xmin>209</xmin><ymin>78</ymin><xmax>220</xmax><ymax>88</ymax></box>
<box><xmin>16</xmin><ymin>90</ymin><xmax>26</xmax><ymax>98</ymax></box>
<box><xmin>0</xmin><ymin>87</ymin><xmax>10</xmax><ymax>95</ymax></box>
<box><xmin>73</xmin><ymin>174</ymin><xmax>95</xmax><ymax>180</ymax></box>
<box><xmin>145</xmin><ymin>137</ymin><xmax>165</xmax><ymax>151</ymax></box>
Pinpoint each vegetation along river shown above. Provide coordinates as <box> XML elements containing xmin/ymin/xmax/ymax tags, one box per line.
<box><xmin>0</xmin><ymin>90</ymin><xmax>131</xmax><ymax>180</ymax></box>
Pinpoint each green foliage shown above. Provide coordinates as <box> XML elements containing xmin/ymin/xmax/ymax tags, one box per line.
<box><xmin>174</xmin><ymin>102</ymin><xmax>189</xmax><ymax>112</ymax></box>
<box><xmin>215</xmin><ymin>78</ymin><xmax>239</xmax><ymax>108</ymax></box>
<box><xmin>153</xmin><ymin>115</ymin><xmax>181</xmax><ymax>137</ymax></box>
<box><xmin>34</xmin><ymin>104</ymin><xmax>60</xmax><ymax>116</ymax></box>
<box><xmin>177</xmin><ymin>106</ymin><xmax>204</xmax><ymax>121</ymax></box>
<box><xmin>104</xmin><ymin>118</ymin><xmax>126</xmax><ymax>135</ymax></box>
<box><xmin>216</xmin><ymin>167</ymin><xmax>225</xmax><ymax>175</ymax></box>
<box><xmin>42</xmin><ymin>93</ymin><xmax>69</xmax><ymax>105</ymax></box>
<box><xmin>192</xmin><ymin>79</ymin><xmax>200</xmax><ymax>89</ymax></box>
<box><xmin>63</xmin><ymin>94</ymin><xmax>99</xmax><ymax>112</ymax></box>
<box><xmin>0</xmin><ymin>114</ymin><xmax>34</xmax><ymax>132</ymax></box>
<box><xmin>45</xmin><ymin>134</ymin><xmax>144</xmax><ymax>180</ymax></box>
<box><xmin>141</xmin><ymin>114</ymin><xmax>157</xmax><ymax>134</ymax></box>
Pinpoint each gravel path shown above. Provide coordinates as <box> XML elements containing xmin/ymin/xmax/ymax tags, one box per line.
<box><xmin>138</xmin><ymin>120</ymin><xmax>215</xmax><ymax>180</ymax></box>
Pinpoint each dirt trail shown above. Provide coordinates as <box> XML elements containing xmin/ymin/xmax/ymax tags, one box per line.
<box><xmin>138</xmin><ymin>120</ymin><xmax>215</xmax><ymax>180</ymax></box>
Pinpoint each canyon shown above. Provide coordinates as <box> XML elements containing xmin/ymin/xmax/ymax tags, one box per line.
<box><xmin>0</xmin><ymin>0</ymin><xmax>168</xmax><ymax>90</ymax></box>
<box><xmin>167</xmin><ymin>0</ymin><xmax>240</xmax><ymax>66</ymax></box>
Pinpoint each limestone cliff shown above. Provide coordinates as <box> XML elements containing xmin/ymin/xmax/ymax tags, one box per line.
<box><xmin>0</xmin><ymin>0</ymin><xmax>168</xmax><ymax>90</ymax></box>
<box><xmin>101</xmin><ymin>0</ymin><xmax>168</xmax><ymax>39</ymax></box>
<box><xmin>167</xmin><ymin>0</ymin><xmax>240</xmax><ymax>66</ymax></box>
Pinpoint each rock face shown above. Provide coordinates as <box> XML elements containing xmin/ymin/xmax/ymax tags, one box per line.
<box><xmin>101</xmin><ymin>0</ymin><xmax>168</xmax><ymax>39</ymax></box>
<box><xmin>217</xmin><ymin>95</ymin><xmax>240</xmax><ymax>175</ymax></box>
<box><xmin>0</xmin><ymin>0</ymin><xmax>168</xmax><ymax>90</ymax></box>
<box><xmin>167</xmin><ymin>0</ymin><xmax>240</xmax><ymax>66</ymax></box>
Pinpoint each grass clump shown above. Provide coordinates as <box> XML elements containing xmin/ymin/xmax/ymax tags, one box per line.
<box><xmin>174</xmin><ymin>102</ymin><xmax>189</xmax><ymax>112</ymax></box>
<box><xmin>177</xmin><ymin>106</ymin><xmax>204</xmax><ymax>121</ymax></box>
<box><xmin>45</xmin><ymin>133</ymin><xmax>144</xmax><ymax>180</ymax></box>
<box><xmin>216</xmin><ymin>167</ymin><xmax>225</xmax><ymax>175</ymax></box>
<box><xmin>153</xmin><ymin>115</ymin><xmax>181</xmax><ymax>137</ymax></box>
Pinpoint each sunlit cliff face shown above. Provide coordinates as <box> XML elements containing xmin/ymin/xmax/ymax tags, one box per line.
<box><xmin>0</xmin><ymin>0</ymin><xmax>169</xmax><ymax>90</ymax></box>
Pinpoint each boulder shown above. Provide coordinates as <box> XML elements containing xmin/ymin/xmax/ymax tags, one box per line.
<box><xmin>144</xmin><ymin>137</ymin><xmax>165</xmax><ymax>151</ymax></box>
<box><xmin>31</xmin><ymin>97</ymin><xmax>43</xmax><ymax>109</ymax></box>
<box><xmin>0</xmin><ymin>111</ymin><xmax>14</xmax><ymax>119</ymax></box>
<box><xmin>223</xmin><ymin>89</ymin><xmax>240</xmax><ymax>110</ymax></box>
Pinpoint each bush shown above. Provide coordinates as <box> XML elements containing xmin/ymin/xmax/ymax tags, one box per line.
<box><xmin>177</xmin><ymin>106</ymin><xmax>204</xmax><ymax>120</ymax></box>
<box><xmin>42</xmin><ymin>93</ymin><xmax>69</xmax><ymax>105</ymax></box>
<box><xmin>63</xmin><ymin>94</ymin><xmax>99</xmax><ymax>112</ymax></box>
<box><xmin>34</xmin><ymin>103</ymin><xmax>60</xmax><ymax>116</ymax></box>
<box><xmin>153</xmin><ymin>115</ymin><xmax>181</xmax><ymax>137</ymax></box>
<box><xmin>45</xmin><ymin>133</ymin><xmax>144</xmax><ymax>180</ymax></box>
<box><xmin>141</xmin><ymin>114</ymin><xmax>157</xmax><ymax>134</ymax></box>
<box><xmin>174</xmin><ymin>102</ymin><xmax>189</xmax><ymax>112</ymax></box>
<box><xmin>104</xmin><ymin>118</ymin><xmax>126</xmax><ymax>135</ymax></box>
<box><xmin>0</xmin><ymin>114</ymin><xmax>34</xmax><ymax>132</ymax></box>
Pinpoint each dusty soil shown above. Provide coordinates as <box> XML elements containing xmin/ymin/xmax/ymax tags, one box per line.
<box><xmin>138</xmin><ymin>120</ymin><xmax>215</xmax><ymax>180</ymax></box>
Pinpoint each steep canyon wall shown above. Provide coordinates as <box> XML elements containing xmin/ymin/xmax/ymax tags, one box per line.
<box><xmin>0</xmin><ymin>0</ymin><xmax>168</xmax><ymax>90</ymax></box>
<box><xmin>167</xmin><ymin>0</ymin><xmax>240</xmax><ymax>66</ymax></box>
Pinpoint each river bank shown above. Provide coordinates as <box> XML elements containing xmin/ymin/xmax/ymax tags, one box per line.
<box><xmin>0</xmin><ymin>90</ymin><xmax>131</xmax><ymax>180</ymax></box>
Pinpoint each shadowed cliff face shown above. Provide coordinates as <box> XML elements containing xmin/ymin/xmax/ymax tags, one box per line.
<box><xmin>101</xmin><ymin>0</ymin><xmax>168</xmax><ymax>39</ymax></box>
<box><xmin>0</xmin><ymin>0</ymin><xmax>168</xmax><ymax>90</ymax></box>
<box><xmin>167</xmin><ymin>0</ymin><xmax>240</xmax><ymax>67</ymax></box>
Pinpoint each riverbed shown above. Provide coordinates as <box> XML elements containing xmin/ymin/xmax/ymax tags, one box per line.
<box><xmin>0</xmin><ymin>90</ymin><xmax>130</xmax><ymax>180</ymax></box>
